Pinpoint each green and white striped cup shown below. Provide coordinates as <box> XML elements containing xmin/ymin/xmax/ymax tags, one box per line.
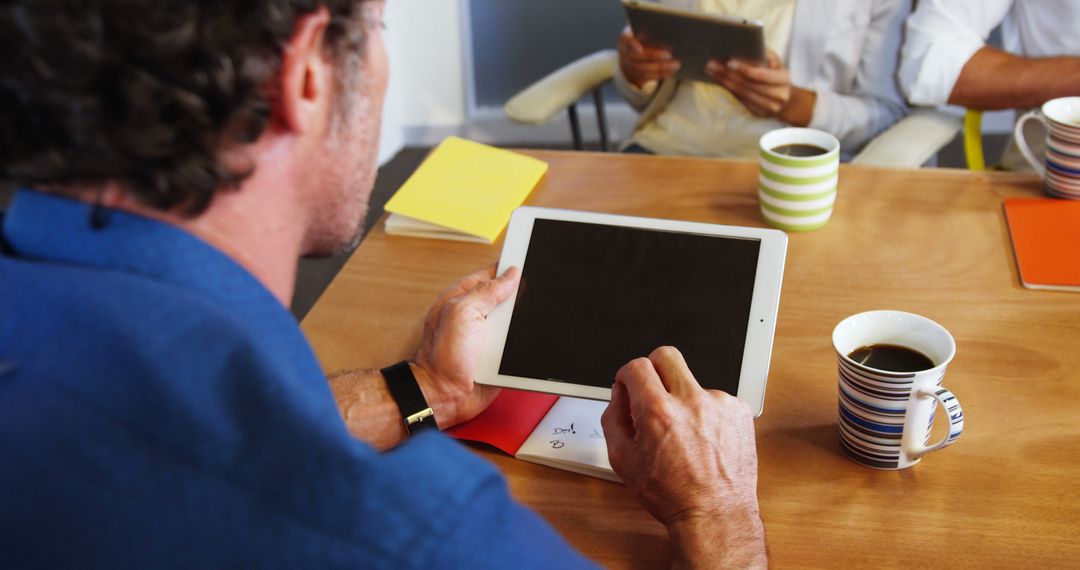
<box><xmin>758</xmin><ymin>128</ymin><xmax>840</xmax><ymax>232</ymax></box>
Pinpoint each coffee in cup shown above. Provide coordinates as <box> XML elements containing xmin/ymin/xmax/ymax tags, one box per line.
<box><xmin>847</xmin><ymin>343</ymin><xmax>934</xmax><ymax>372</ymax></box>
<box><xmin>771</xmin><ymin>143</ymin><xmax>829</xmax><ymax>157</ymax></box>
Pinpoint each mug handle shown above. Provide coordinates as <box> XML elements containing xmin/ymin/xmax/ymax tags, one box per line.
<box><xmin>911</xmin><ymin>387</ymin><xmax>964</xmax><ymax>457</ymax></box>
<box><xmin>1014</xmin><ymin>110</ymin><xmax>1048</xmax><ymax>177</ymax></box>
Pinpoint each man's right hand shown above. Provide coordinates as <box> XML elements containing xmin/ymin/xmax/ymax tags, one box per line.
<box><xmin>602</xmin><ymin>346</ymin><xmax>767</xmax><ymax>569</ymax></box>
<box><xmin>617</xmin><ymin>29</ymin><xmax>681</xmax><ymax>89</ymax></box>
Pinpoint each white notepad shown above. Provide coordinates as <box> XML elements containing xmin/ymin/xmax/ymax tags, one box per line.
<box><xmin>516</xmin><ymin>398</ymin><xmax>619</xmax><ymax>482</ymax></box>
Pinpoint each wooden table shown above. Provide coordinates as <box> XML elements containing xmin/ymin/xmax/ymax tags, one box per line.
<box><xmin>301</xmin><ymin>151</ymin><xmax>1080</xmax><ymax>568</ymax></box>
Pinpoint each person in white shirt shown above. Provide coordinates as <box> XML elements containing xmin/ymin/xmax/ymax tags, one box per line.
<box><xmin>901</xmin><ymin>0</ymin><xmax>1080</xmax><ymax>110</ymax></box>
<box><xmin>616</xmin><ymin>0</ymin><xmax>909</xmax><ymax>160</ymax></box>
<box><xmin>899</xmin><ymin>0</ymin><xmax>1080</xmax><ymax>169</ymax></box>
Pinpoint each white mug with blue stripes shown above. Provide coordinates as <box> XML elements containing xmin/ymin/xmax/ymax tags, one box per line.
<box><xmin>832</xmin><ymin>311</ymin><xmax>964</xmax><ymax>470</ymax></box>
<box><xmin>758</xmin><ymin>128</ymin><xmax>840</xmax><ymax>232</ymax></box>
<box><xmin>1014</xmin><ymin>96</ymin><xmax>1080</xmax><ymax>199</ymax></box>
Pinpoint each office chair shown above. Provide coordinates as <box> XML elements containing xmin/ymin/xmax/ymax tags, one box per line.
<box><xmin>963</xmin><ymin>110</ymin><xmax>987</xmax><ymax>171</ymax></box>
<box><xmin>504</xmin><ymin>50</ymin><xmax>618</xmax><ymax>152</ymax></box>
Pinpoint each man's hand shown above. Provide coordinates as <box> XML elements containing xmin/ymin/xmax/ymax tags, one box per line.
<box><xmin>602</xmin><ymin>346</ymin><xmax>767</xmax><ymax>569</ymax></box>
<box><xmin>618</xmin><ymin>28</ymin><xmax>681</xmax><ymax>89</ymax></box>
<box><xmin>706</xmin><ymin>49</ymin><xmax>816</xmax><ymax>127</ymax></box>
<box><xmin>413</xmin><ymin>264</ymin><xmax>521</xmax><ymax>428</ymax></box>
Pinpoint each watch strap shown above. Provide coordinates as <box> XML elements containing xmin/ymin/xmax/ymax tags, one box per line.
<box><xmin>381</xmin><ymin>361</ymin><xmax>437</xmax><ymax>434</ymax></box>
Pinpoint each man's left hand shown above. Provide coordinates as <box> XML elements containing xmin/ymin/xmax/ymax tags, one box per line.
<box><xmin>413</xmin><ymin>264</ymin><xmax>521</xmax><ymax>428</ymax></box>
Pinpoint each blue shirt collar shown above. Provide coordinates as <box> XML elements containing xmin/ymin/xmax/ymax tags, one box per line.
<box><xmin>1</xmin><ymin>189</ymin><xmax>289</xmax><ymax>321</ymax></box>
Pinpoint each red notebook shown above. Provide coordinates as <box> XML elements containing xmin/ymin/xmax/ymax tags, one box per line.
<box><xmin>447</xmin><ymin>389</ymin><xmax>558</xmax><ymax>455</ymax></box>
<box><xmin>447</xmin><ymin>389</ymin><xmax>619</xmax><ymax>482</ymax></box>
<box><xmin>1003</xmin><ymin>198</ymin><xmax>1080</xmax><ymax>292</ymax></box>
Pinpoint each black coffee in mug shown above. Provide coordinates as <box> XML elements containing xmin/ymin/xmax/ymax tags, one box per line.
<box><xmin>848</xmin><ymin>344</ymin><xmax>935</xmax><ymax>373</ymax></box>
<box><xmin>771</xmin><ymin>143</ymin><xmax>828</xmax><ymax>157</ymax></box>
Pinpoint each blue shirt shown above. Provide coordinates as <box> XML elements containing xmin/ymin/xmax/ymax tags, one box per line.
<box><xmin>0</xmin><ymin>190</ymin><xmax>593</xmax><ymax>568</ymax></box>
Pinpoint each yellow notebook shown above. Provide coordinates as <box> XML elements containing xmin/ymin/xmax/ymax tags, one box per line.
<box><xmin>383</xmin><ymin>137</ymin><xmax>548</xmax><ymax>243</ymax></box>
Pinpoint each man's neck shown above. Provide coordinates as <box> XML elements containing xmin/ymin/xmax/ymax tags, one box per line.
<box><xmin>177</xmin><ymin>192</ymin><xmax>304</xmax><ymax>307</ymax></box>
<box><xmin>93</xmin><ymin>163</ymin><xmax>306</xmax><ymax>308</ymax></box>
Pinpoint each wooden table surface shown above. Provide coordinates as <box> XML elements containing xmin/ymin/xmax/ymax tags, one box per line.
<box><xmin>301</xmin><ymin>151</ymin><xmax>1080</xmax><ymax>569</ymax></box>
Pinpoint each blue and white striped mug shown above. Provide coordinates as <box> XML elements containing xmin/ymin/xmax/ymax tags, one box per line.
<box><xmin>832</xmin><ymin>311</ymin><xmax>964</xmax><ymax>470</ymax></box>
<box><xmin>1014</xmin><ymin>97</ymin><xmax>1080</xmax><ymax>199</ymax></box>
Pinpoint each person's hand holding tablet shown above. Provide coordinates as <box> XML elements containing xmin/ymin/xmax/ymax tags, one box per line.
<box><xmin>704</xmin><ymin>49</ymin><xmax>818</xmax><ymax>127</ymax></box>
<box><xmin>399</xmin><ymin>239</ymin><xmax>773</xmax><ymax>565</ymax></box>
<box><xmin>621</xmin><ymin>0</ymin><xmax>766</xmax><ymax>85</ymax></box>
<box><xmin>618</xmin><ymin>27</ymin><xmax>681</xmax><ymax>89</ymax></box>
<box><xmin>411</xmin><ymin>265</ymin><xmax>522</xmax><ymax>428</ymax></box>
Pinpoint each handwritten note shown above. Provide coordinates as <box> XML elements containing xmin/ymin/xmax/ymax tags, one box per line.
<box><xmin>516</xmin><ymin>397</ymin><xmax>619</xmax><ymax>482</ymax></box>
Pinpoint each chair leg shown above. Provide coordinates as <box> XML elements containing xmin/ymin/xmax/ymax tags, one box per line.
<box><xmin>592</xmin><ymin>89</ymin><xmax>610</xmax><ymax>152</ymax></box>
<box><xmin>568</xmin><ymin>103</ymin><xmax>584</xmax><ymax>151</ymax></box>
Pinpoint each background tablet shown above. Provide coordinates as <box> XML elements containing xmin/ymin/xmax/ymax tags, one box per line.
<box><xmin>623</xmin><ymin>0</ymin><xmax>766</xmax><ymax>84</ymax></box>
<box><xmin>479</xmin><ymin>208</ymin><xmax>787</xmax><ymax>416</ymax></box>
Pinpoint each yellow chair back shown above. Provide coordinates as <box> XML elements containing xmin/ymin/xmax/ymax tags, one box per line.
<box><xmin>963</xmin><ymin>110</ymin><xmax>986</xmax><ymax>171</ymax></box>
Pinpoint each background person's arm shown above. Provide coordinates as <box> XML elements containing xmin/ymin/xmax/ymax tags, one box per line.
<box><xmin>329</xmin><ymin>266</ymin><xmax>520</xmax><ymax>450</ymax></box>
<box><xmin>899</xmin><ymin>0</ymin><xmax>1012</xmax><ymax>107</ymax></box>
<box><xmin>949</xmin><ymin>47</ymin><xmax>1080</xmax><ymax>110</ymax></box>
<box><xmin>602</xmin><ymin>347</ymin><xmax>768</xmax><ymax>569</ymax></box>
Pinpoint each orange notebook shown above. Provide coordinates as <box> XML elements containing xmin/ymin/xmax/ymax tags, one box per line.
<box><xmin>1003</xmin><ymin>198</ymin><xmax>1080</xmax><ymax>292</ymax></box>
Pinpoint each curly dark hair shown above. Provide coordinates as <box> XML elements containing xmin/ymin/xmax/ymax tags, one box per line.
<box><xmin>0</xmin><ymin>1</ymin><xmax>368</xmax><ymax>215</ymax></box>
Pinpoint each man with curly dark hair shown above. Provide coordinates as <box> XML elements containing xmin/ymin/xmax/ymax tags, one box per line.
<box><xmin>0</xmin><ymin>1</ymin><xmax>768</xmax><ymax>567</ymax></box>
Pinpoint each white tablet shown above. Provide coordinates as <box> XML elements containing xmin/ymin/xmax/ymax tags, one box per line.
<box><xmin>478</xmin><ymin>207</ymin><xmax>787</xmax><ymax>417</ymax></box>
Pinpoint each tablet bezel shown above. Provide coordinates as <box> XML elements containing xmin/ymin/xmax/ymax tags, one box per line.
<box><xmin>478</xmin><ymin>207</ymin><xmax>787</xmax><ymax>417</ymax></box>
<box><xmin>622</xmin><ymin>0</ymin><xmax>767</xmax><ymax>84</ymax></box>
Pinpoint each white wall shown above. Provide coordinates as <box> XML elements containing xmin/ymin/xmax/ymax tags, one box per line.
<box><xmin>378</xmin><ymin>0</ymin><xmax>635</xmax><ymax>153</ymax></box>
<box><xmin>378</xmin><ymin>0</ymin><xmax>469</xmax><ymax>162</ymax></box>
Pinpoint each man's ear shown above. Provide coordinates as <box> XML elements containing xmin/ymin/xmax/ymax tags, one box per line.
<box><xmin>274</xmin><ymin>6</ymin><xmax>333</xmax><ymax>133</ymax></box>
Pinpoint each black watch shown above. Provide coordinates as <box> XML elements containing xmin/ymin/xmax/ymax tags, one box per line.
<box><xmin>380</xmin><ymin>361</ymin><xmax>437</xmax><ymax>434</ymax></box>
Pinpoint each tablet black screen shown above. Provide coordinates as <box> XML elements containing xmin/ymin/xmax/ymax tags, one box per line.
<box><xmin>498</xmin><ymin>219</ymin><xmax>760</xmax><ymax>394</ymax></box>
